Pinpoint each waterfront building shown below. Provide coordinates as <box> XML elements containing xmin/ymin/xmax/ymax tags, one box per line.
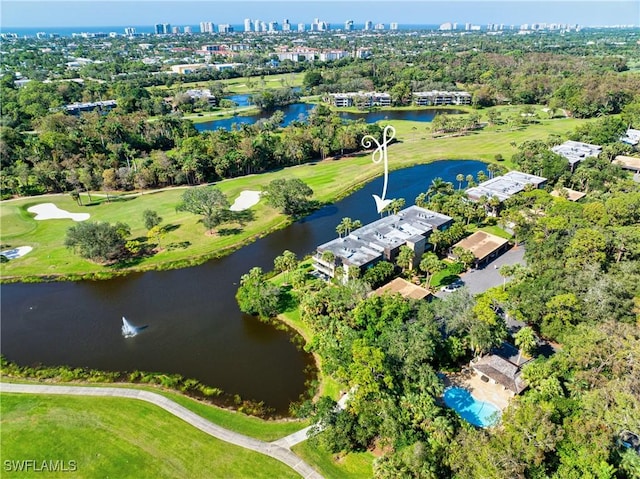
<box><xmin>200</xmin><ymin>22</ymin><xmax>214</xmax><ymax>33</ymax></box>
<box><xmin>551</xmin><ymin>140</ymin><xmax>603</xmax><ymax>168</ymax></box>
<box><xmin>413</xmin><ymin>90</ymin><xmax>472</xmax><ymax>106</ymax></box>
<box><xmin>313</xmin><ymin>206</ymin><xmax>453</xmax><ymax>281</ymax></box>
<box><xmin>244</xmin><ymin>18</ymin><xmax>252</xmax><ymax>32</ymax></box>
<box><xmin>327</xmin><ymin>91</ymin><xmax>392</xmax><ymax>107</ymax></box>
<box><xmin>364</xmin><ymin>20</ymin><xmax>373</xmax><ymax>30</ymax></box>
<box><xmin>466</xmin><ymin>171</ymin><xmax>547</xmax><ymax>203</ymax></box>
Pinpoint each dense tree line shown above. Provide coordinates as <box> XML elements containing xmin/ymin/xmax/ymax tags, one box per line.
<box><xmin>0</xmin><ymin>106</ymin><xmax>383</xmax><ymax>198</ymax></box>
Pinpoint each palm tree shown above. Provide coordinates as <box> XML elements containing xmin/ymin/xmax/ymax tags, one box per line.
<box><xmin>456</xmin><ymin>173</ymin><xmax>465</xmax><ymax>190</ymax></box>
<box><xmin>427</xmin><ymin>178</ymin><xmax>454</xmax><ymax>199</ymax></box>
<box><xmin>397</xmin><ymin>245</ymin><xmax>415</xmax><ymax>272</ymax></box>
<box><xmin>465</xmin><ymin>174</ymin><xmax>475</xmax><ymax>188</ymax></box>
<box><xmin>419</xmin><ymin>253</ymin><xmax>445</xmax><ymax>289</ymax></box>
<box><xmin>514</xmin><ymin>326</ymin><xmax>537</xmax><ymax>364</ymax></box>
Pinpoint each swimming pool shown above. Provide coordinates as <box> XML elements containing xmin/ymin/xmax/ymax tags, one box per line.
<box><xmin>443</xmin><ymin>387</ymin><xmax>501</xmax><ymax>427</ymax></box>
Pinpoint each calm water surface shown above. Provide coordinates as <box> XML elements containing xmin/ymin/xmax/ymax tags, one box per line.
<box><xmin>1</xmin><ymin>161</ymin><xmax>485</xmax><ymax>412</ymax></box>
<box><xmin>195</xmin><ymin>103</ymin><xmax>462</xmax><ymax>132</ymax></box>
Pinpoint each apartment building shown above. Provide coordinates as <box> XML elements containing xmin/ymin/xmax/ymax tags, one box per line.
<box><xmin>327</xmin><ymin>91</ymin><xmax>392</xmax><ymax>107</ymax></box>
<box><xmin>551</xmin><ymin>140</ymin><xmax>602</xmax><ymax>168</ymax></box>
<box><xmin>313</xmin><ymin>206</ymin><xmax>453</xmax><ymax>281</ymax></box>
<box><xmin>413</xmin><ymin>90</ymin><xmax>472</xmax><ymax>106</ymax></box>
<box><xmin>466</xmin><ymin>171</ymin><xmax>547</xmax><ymax>203</ymax></box>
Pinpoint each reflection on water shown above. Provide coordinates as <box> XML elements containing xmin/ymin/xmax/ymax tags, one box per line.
<box><xmin>1</xmin><ymin>161</ymin><xmax>485</xmax><ymax>412</ymax></box>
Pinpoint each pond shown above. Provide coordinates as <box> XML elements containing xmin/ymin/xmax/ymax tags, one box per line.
<box><xmin>0</xmin><ymin>160</ymin><xmax>486</xmax><ymax>413</ymax></box>
<box><xmin>195</xmin><ymin>103</ymin><xmax>463</xmax><ymax>132</ymax></box>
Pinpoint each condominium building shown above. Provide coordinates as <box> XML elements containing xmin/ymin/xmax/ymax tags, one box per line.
<box><xmin>551</xmin><ymin>140</ymin><xmax>602</xmax><ymax>168</ymax></box>
<box><xmin>345</xmin><ymin>20</ymin><xmax>354</xmax><ymax>31</ymax></box>
<box><xmin>200</xmin><ymin>22</ymin><xmax>214</xmax><ymax>33</ymax></box>
<box><xmin>318</xmin><ymin>50</ymin><xmax>350</xmax><ymax>61</ymax></box>
<box><xmin>390</xmin><ymin>22</ymin><xmax>399</xmax><ymax>30</ymax></box>
<box><xmin>65</xmin><ymin>100</ymin><xmax>117</xmax><ymax>116</ymax></box>
<box><xmin>313</xmin><ymin>206</ymin><xmax>453</xmax><ymax>281</ymax></box>
<box><xmin>413</xmin><ymin>91</ymin><xmax>472</xmax><ymax>106</ymax></box>
<box><xmin>364</xmin><ymin>20</ymin><xmax>373</xmax><ymax>30</ymax></box>
<box><xmin>244</xmin><ymin>18</ymin><xmax>252</xmax><ymax>32</ymax></box>
<box><xmin>218</xmin><ymin>24</ymin><xmax>234</xmax><ymax>33</ymax></box>
<box><xmin>328</xmin><ymin>91</ymin><xmax>391</xmax><ymax>107</ymax></box>
<box><xmin>466</xmin><ymin>171</ymin><xmax>547</xmax><ymax>203</ymax></box>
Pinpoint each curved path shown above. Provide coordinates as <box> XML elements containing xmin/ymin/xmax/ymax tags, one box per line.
<box><xmin>0</xmin><ymin>383</ymin><xmax>323</xmax><ymax>479</ymax></box>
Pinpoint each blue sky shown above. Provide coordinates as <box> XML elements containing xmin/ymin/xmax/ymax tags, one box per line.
<box><xmin>2</xmin><ymin>0</ymin><xmax>638</xmax><ymax>28</ymax></box>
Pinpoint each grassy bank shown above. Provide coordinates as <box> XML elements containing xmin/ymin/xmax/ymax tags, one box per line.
<box><xmin>0</xmin><ymin>393</ymin><xmax>300</xmax><ymax>479</ymax></box>
<box><xmin>1</xmin><ymin>109</ymin><xmax>589</xmax><ymax>282</ymax></box>
<box><xmin>0</xmin><ymin>377</ymin><xmax>306</xmax><ymax>441</ymax></box>
<box><xmin>292</xmin><ymin>441</ymin><xmax>374</xmax><ymax>479</ymax></box>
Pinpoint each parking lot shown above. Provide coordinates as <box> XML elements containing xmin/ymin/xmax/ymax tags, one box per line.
<box><xmin>435</xmin><ymin>244</ymin><xmax>526</xmax><ymax>298</ymax></box>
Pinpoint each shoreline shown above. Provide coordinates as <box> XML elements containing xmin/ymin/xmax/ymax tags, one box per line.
<box><xmin>2</xmin><ymin>154</ymin><xmax>474</xmax><ymax>284</ymax></box>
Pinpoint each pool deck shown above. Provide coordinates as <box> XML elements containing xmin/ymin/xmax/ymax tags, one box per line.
<box><xmin>443</xmin><ymin>368</ymin><xmax>513</xmax><ymax>410</ymax></box>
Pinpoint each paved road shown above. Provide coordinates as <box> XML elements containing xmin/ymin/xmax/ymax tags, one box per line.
<box><xmin>273</xmin><ymin>390</ymin><xmax>352</xmax><ymax>449</ymax></box>
<box><xmin>435</xmin><ymin>244</ymin><xmax>526</xmax><ymax>298</ymax></box>
<box><xmin>0</xmin><ymin>382</ymin><xmax>323</xmax><ymax>479</ymax></box>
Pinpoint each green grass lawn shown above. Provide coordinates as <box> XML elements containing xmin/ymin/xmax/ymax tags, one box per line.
<box><xmin>0</xmin><ymin>393</ymin><xmax>300</xmax><ymax>479</ymax></box>
<box><xmin>1</xmin><ymin>110</ymin><xmax>589</xmax><ymax>281</ymax></box>
<box><xmin>1</xmin><ymin>378</ymin><xmax>308</xmax><ymax>442</ymax></box>
<box><xmin>292</xmin><ymin>441</ymin><xmax>374</xmax><ymax>479</ymax></box>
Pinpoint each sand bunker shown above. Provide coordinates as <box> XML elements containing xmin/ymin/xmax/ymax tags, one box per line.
<box><xmin>230</xmin><ymin>190</ymin><xmax>261</xmax><ymax>211</ymax></box>
<box><xmin>1</xmin><ymin>246</ymin><xmax>33</xmax><ymax>260</ymax></box>
<box><xmin>27</xmin><ymin>203</ymin><xmax>90</xmax><ymax>221</ymax></box>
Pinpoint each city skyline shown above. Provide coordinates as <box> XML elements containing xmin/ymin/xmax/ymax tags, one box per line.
<box><xmin>2</xmin><ymin>0</ymin><xmax>639</xmax><ymax>28</ymax></box>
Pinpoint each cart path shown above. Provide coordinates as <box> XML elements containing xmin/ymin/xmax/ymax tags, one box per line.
<box><xmin>0</xmin><ymin>382</ymin><xmax>323</xmax><ymax>479</ymax></box>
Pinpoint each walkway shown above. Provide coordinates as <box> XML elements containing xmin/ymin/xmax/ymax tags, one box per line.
<box><xmin>0</xmin><ymin>382</ymin><xmax>323</xmax><ymax>479</ymax></box>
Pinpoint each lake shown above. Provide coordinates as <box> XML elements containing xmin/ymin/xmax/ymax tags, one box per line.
<box><xmin>0</xmin><ymin>160</ymin><xmax>486</xmax><ymax>413</ymax></box>
<box><xmin>195</xmin><ymin>102</ymin><xmax>462</xmax><ymax>132</ymax></box>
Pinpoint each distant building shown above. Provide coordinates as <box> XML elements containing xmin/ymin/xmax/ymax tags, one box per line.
<box><xmin>183</xmin><ymin>26</ymin><xmax>192</xmax><ymax>34</ymax></box>
<box><xmin>374</xmin><ymin>23</ymin><xmax>385</xmax><ymax>30</ymax></box>
<box><xmin>200</xmin><ymin>22</ymin><xmax>214</xmax><ymax>33</ymax></box>
<box><xmin>183</xmin><ymin>88</ymin><xmax>217</xmax><ymax>106</ymax></box>
<box><xmin>218</xmin><ymin>24</ymin><xmax>234</xmax><ymax>33</ymax></box>
<box><xmin>170</xmin><ymin>63</ymin><xmax>210</xmax><ymax>74</ymax></box>
<box><xmin>550</xmin><ymin>187</ymin><xmax>587</xmax><ymax>202</ymax></box>
<box><xmin>313</xmin><ymin>206</ymin><xmax>453</xmax><ymax>281</ymax></box>
<box><xmin>466</xmin><ymin>171</ymin><xmax>547</xmax><ymax>203</ymax></box>
<box><xmin>364</xmin><ymin>20</ymin><xmax>373</xmax><ymax>30</ymax></box>
<box><xmin>413</xmin><ymin>90</ymin><xmax>472</xmax><ymax>106</ymax></box>
<box><xmin>551</xmin><ymin>140</ymin><xmax>602</xmax><ymax>168</ymax></box>
<box><xmin>244</xmin><ymin>18</ymin><xmax>252</xmax><ymax>32</ymax></box>
<box><xmin>620</xmin><ymin>128</ymin><xmax>640</xmax><ymax>146</ymax></box>
<box><xmin>297</xmin><ymin>23</ymin><xmax>306</xmax><ymax>32</ymax></box>
<box><xmin>65</xmin><ymin>100</ymin><xmax>117</xmax><ymax>116</ymax></box>
<box><xmin>327</xmin><ymin>91</ymin><xmax>391</xmax><ymax>107</ymax></box>
<box><xmin>345</xmin><ymin>20</ymin><xmax>354</xmax><ymax>31</ymax></box>
<box><xmin>390</xmin><ymin>22</ymin><xmax>399</xmax><ymax>31</ymax></box>
<box><xmin>318</xmin><ymin>49</ymin><xmax>350</xmax><ymax>61</ymax></box>
<box><xmin>613</xmin><ymin>155</ymin><xmax>640</xmax><ymax>173</ymax></box>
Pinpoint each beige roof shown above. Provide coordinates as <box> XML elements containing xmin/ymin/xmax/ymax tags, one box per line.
<box><xmin>550</xmin><ymin>187</ymin><xmax>587</xmax><ymax>202</ymax></box>
<box><xmin>375</xmin><ymin>277</ymin><xmax>432</xmax><ymax>301</ymax></box>
<box><xmin>452</xmin><ymin>231</ymin><xmax>509</xmax><ymax>262</ymax></box>
<box><xmin>614</xmin><ymin>155</ymin><xmax>640</xmax><ymax>172</ymax></box>
<box><xmin>472</xmin><ymin>354</ymin><xmax>527</xmax><ymax>394</ymax></box>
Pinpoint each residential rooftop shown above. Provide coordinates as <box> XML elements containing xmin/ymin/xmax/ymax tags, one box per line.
<box><xmin>466</xmin><ymin>170</ymin><xmax>547</xmax><ymax>202</ymax></box>
<box><xmin>551</xmin><ymin>140</ymin><xmax>602</xmax><ymax>166</ymax></box>
<box><xmin>451</xmin><ymin>230</ymin><xmax>509</xmax><ymax>264</ymax></box>
<box><xmin>316</xmin><ymin>205</ymin><xmax>452</xmax><ymax>269</ymax></box>
<box><xmin>375</xmin><ymin>277</ymin><xmax>432</xmax><ymax>301</ymax></box>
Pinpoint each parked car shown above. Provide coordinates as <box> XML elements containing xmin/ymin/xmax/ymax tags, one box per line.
<box><xmin>441</xmin><ymin>280</ymin><xmax>464</xmax><ymax>292</ymax></box>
